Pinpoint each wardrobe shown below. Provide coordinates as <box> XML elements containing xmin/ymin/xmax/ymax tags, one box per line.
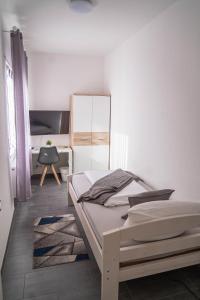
<box><xmin>70</xmin><ymin>95</ymin><xmax>110</xmax><ymax>173</ymax></box>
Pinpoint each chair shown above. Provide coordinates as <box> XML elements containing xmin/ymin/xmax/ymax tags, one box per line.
<box><xmin>38</xmin><ymin>146</ymin><xmax>61</xmax><ymax>186</ymax></box>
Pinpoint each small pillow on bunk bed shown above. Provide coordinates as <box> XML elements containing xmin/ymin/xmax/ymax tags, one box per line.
<box><xmin>121</xmin><ymin>189</ymin><xmax>174</xmax><ymax>220</ymax></box>
<box><xmin>123</xmin><ymin>200</ymin><xmax>200</xmax><ymax>242</ymax></box>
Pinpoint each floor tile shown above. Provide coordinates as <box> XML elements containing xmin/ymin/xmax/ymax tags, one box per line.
<box><xmin>2</xmin><ymin>176</ymin><xmax>200</xmax><ymax>300</ymax></box>
<box><xmin>3</xmin><ymin>275</ymin><xmax>25</xmax><ymax>300</ymax></box>
<box><xmin>160</xmin><ymin>291</ymin><xmax>197</xmax><ymax>300</ymax></box>
<box><xmin>24</xmin><ymin>294</ymin><xmax>58</xmax><ymax>300</ymax></box>
<box><xmin>3</xmin><ymin>254</ymin><xmax>33</xmax><ymax>279</ymax></box>
<box><xmin>119</xmin><ymin>282</ymin><xmax>133</xmax><ymax>300</ymax></box>
<box><xmin>58</xmin><ymin>289</ymin><xmax>100</xmax><ymax>300</ymax></box>
<box><xmin>127</xmin><ymin>273</ymin><xmax>186</xmax><ymax>300</ymax></box>
<box><xmin>24</xmin><ymin>260</ymin><xmax>100</xmax><ymax>299</ymax></box>
<box><xmin>6</xmin><ymin>233</ymin><xmax>33</xmax><ymax>257</ymax></box>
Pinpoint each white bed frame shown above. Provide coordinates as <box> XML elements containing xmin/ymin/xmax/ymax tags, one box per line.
<box><xmin>67</xmin><ymin>175</ymin><xmax>200</xmax><ymax>300</ymax></box>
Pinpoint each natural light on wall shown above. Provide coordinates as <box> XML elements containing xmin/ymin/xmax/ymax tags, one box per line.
<box><xmin>5</xmin><ymin>63</ymin><xmax>16</xmax><ymax>167</ymax></box>
<box><xmin>111</xmin><ymin>132</ymin><xmax>129</xmax><ymax>169</ymax></box>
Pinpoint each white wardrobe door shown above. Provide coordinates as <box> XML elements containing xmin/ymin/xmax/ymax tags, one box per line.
<box><xmin>91</xmin><ymin>145</ymin><xmax>109</xmax><ymax>170</ymax></box>
<box><xmin>73</xmin><ymin>96</ymin><xmax>92</xmax><ymax>132</ymax></box>
<box><xmin>92</xmin><ymin>96</ymin><xmax>110</xmax><ymax>132</ymax></box>
<box><xmin>73</xmin><ymin>146</ymin><xmax>92</xmax><ymax>173</ymax></box>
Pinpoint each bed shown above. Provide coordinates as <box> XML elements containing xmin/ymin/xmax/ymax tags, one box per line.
<box><xmin>67</xmin><ymin>171</ymin><xmax>200</xmax><ymax>300</ymax></box>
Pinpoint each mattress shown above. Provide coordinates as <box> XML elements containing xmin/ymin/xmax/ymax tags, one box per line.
<box><xmin>72</xmin><ymin>173</ymin><xmax>145</xmax><ymax>247</ymax></box>
<box><xmin>72</xmin><ymin>173</ymin><xmax>134</xmax><ymax>245</ymax></box>
<box><xmin>83</xmin><ymin>200</ymin><xmax>200</xmax><ymax>253</ymax></box>
<box><xmin>72</xmin><ymin>171</ymin><xmax>147</xmax><ymax>207</ymax></box>
<box><xmin>82</xmin><ymin>202</ymin><xmax>139</xmax><ymax>247</ymax></box>
<box><xmin>71</xmin><ymin>173</ymin><xmax>200</xmax><ymax>253</ymax></box>
<box><xmin>71</xmin><ymin>173</ymin><xmax>91</xmax><ymax>199</ymax></box>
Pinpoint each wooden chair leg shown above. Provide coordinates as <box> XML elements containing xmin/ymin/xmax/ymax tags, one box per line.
<box><xmin>51</xmin><ymin>164</ymin><xmax>61</xmax><ymax>185</ymax></box>
<box><xmin>40</xmin><ymin>166</ymin><xmax>48</xmax><ymax>187</ymax></box>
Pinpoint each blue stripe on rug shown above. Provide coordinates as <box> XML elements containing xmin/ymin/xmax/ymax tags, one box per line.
<box><xmin>39</xmin><ymin>216</ymin><xmax>63</xmax><ymax>225</ymax></box>
<box><xmin>75</xmin><ymin>254</ymin><xmax>89</xmax><ymax>261</ymax></box>
<box><xmin>34</xmin><ymin>245</ymin><xmax>55</xmax><ymax>257</ymax></box>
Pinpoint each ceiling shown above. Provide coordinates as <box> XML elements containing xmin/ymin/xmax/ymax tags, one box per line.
<box><xmin>1</xmin><ymin>0</ymin><xmax>177</xmax><ymax>55</ymax></box>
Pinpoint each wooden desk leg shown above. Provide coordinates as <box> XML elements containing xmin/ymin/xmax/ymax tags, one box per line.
<box><xmin>40</xmin><ymin>166</ymin><xmax>48</xmax><ymax>187</ymax></box>
<box><xmin>51</xmin><ymin>164</ymin><xmax>61</xmax><ymax>185</ymax></box>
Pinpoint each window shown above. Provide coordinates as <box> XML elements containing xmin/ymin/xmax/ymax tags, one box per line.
<box><xmin>5</xmin><ymin>63</ymin><xmax>16</xmax><ymax>165</ymax></box>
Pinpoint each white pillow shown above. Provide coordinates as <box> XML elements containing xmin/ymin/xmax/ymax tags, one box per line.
<box><xmin>123</xmin><ymin>200</ymin><xmax>200</xmax><ymax>242</ymax></box>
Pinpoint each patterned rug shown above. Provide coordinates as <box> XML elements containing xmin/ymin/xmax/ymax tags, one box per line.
<box><xmin>33</xmin><ymin>214</ymin><xmax>89</xmax><ymax>269</ymax></box>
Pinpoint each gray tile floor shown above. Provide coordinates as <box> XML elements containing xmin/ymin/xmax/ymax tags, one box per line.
<box><xmin>2</xmin><ymin>176</ymin><xmax>200</xmax><ymax>300</ymax></box>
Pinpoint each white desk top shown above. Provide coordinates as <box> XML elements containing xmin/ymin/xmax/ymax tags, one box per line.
<box><xmin>31</xmin><ymin>146</ymin><xmax>72</xmax><ymax>154</ymax></box>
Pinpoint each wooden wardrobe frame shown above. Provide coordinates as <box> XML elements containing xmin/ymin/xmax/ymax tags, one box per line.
<box><xmin>67</xmin><ymin>175</ymin><xmax>200</xmax><ymax>300</ymax></box>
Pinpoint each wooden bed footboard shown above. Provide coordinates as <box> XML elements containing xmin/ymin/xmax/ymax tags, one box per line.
<box><xmin>67</xmin><ymin>176</ymin><xmax>200</xmax><ymax>300</ymax></box>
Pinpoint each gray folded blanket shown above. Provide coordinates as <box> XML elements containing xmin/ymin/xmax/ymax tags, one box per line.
<box><xmin>77</xmin><ymin>169</ymin><xmax>140</xmax><ymax>205</ymax></box>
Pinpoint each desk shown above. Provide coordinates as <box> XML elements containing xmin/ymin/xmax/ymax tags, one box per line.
<box><xmin>31</xmin><ymin>146</ymin><xmax>73</xmax><ymax>175</ymax></box>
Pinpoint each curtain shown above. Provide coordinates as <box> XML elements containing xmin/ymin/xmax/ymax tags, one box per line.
<box><xmin>11</xmin><ymin>29</ymin><xmax>31</xmax><ymax>201</ymax></box>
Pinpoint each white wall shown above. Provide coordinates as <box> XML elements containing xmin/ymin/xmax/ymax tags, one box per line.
<box><xmin>105</xmin><ymin>0</ymin><xmax>200</xmax><ymax>201</ymax></box>
<box><xmin>0</xmin><ymin>17</ymin><xmax>14</xmax><ymax>270</ymax></box>
<box><xmin>28</xmin><ymin>52</ymin><xmax>105</xmax><ymax>147</ymax></box>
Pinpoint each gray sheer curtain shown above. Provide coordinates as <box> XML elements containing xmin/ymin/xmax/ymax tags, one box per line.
<box><xmin>11</xmin><ymin>29</ymin><xmax>31</xmax><ymax>201</ymax></box>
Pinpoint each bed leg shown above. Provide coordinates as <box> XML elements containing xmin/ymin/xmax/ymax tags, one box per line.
<box><xmin>67</xmin><ymin>175</ymin><xmax>74</xmax><ymax>207</ymax></box>
<box><xmin>67</xmin><ymin>193</ymin><xmax>74</xmax><ymax>207</ymax></box>
<box><xmin>101</xmin><ymin>230</ymin><xmax>120</xmax><ymax>300</ymax></box>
